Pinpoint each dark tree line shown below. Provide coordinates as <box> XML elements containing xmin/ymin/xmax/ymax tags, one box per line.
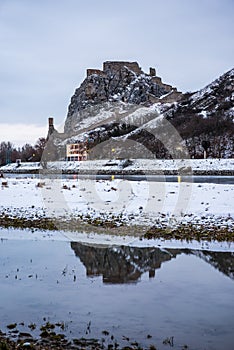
<box><xmin>0</xmin><ymin>138</ymin><xmax>46</xmax><ymax>166</ymax></box>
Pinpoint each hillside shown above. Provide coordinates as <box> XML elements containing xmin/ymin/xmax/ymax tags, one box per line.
<box><xmin>49</xmin><ymin>62</ymin><xmax>234</xmax><ymax>160</ymax></box>
<box><xmin>162</xmin><ymin>68</ymin><xmax>234</xmax><ymax>158</ymax></box>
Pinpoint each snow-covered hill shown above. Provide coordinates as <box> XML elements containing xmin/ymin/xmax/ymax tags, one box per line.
<box><xmin>160</xmin><ymin>68</ymin><xmax>234</xmax><ymax>158</ymax></box>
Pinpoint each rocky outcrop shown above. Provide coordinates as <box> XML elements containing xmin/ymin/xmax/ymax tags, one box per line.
<box><xmin>65</xmin><ymin>61</ymin><xmax>181</xmax><ymax>133</ymax></box>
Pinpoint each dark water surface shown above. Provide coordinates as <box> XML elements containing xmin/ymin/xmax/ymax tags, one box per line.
<box><xmin>0</xmin><ymin>238</ymin><xmax>233</xmax><ymax>349</ymax></box>
<box><xmin>5</xmin><ymin>173</ymin><xmax>234</xmax><ymax>184</ymax></box>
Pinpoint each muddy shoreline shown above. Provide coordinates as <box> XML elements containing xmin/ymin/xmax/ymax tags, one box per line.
<box><xmin>0</xmin><ymin>326</ymin><xmax>174</xmax><ymax>350</ymax></box>
<box><xmin>0</xmin><ymin>325</ymin><xmax>158</xmax><ymax>350</ymax></box>
<box><xmin>0</xmin><ymin>215</ymin><xmax>233</xmax><ymax>242</ymax></box>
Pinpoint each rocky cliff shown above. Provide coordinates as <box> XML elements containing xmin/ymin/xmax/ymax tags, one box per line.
<box><xmin>64</xmin><ymin>61</ymin><xmax>181</xmax><ymax>134</ymax></box>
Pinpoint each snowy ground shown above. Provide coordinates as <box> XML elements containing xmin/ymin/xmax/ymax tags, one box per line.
<box><xmin>1</xmin><ymin>158</ymin><xmax>234</xmax><ymax>174</ymax></box>
<box><xmin>1</xmin><ymin>176</ymin><xmax>233</xmax><ymax>234</ymax></box>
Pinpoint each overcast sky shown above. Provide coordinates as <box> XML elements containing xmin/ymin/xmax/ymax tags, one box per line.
<box><xmin>0</xmin><ymin>0</ymin><xmax>233</xmax><ymax>146</ymax></box>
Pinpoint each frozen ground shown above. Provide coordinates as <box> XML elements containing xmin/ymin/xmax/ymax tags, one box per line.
<box><xmin>0</xmin><ymin>176</ymin><xmax>233</xmax><ymax>234</ymax></box>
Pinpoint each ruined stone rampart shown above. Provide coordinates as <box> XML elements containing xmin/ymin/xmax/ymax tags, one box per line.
<box><xmin>103</xmin><ymin>61</ymin><xmax>143</xmax><ymax>75</ymax></box>
<box><xmin>86</xmin><ymin>61</ymin><xmax>144</xmax><ymax>78</ymax></box>
<box><xmin>159</xmin><ymin>90</ymin><xmax>182</xmax><ymax>103</ymax></box>
<box><xmin>152</xmin><ymin>76</ymin><xmax>162</xmax><ymax>84</ymax></box>
<box><xmin>87</xmin><ymin>69</ymin><xmax>104</xmax><ymax>77</ymax></box>
<box><xmin>149</xmin><ymin>67</ymin><xmax>156</xmax><ymax>76</ymax></box>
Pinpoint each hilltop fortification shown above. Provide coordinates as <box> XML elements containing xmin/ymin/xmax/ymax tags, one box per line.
<box><xmin>66</xmin><ymin>61</ymin><xmax>182</xmax><ymax>126</ymax></box>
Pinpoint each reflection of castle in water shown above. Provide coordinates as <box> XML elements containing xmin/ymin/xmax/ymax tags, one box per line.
<box><xmin>71</xmin><ymin>242</ymin><xmax>234</xmax><ymax>284</ymax></box>
<box><xmin>70</xmin><ymin>242</ymin><xmax>181</xmax><ymax>283</ymax></box>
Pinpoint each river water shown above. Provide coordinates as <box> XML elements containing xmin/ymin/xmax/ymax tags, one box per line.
<box><xmin>0</xmin><ymin>232</ymin><xmax>233</xmax><ymax>349</ymax></box>
<box><xmin>5</xmin><ymin>173</ymin><xmax>234</xmax><ymax>184</ymax></box>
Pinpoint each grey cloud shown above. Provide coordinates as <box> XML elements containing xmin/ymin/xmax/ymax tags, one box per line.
<box><xmin>0</xmin><ymin>0</ymin><xmax>233</xmax><ymax>129</ymax></box>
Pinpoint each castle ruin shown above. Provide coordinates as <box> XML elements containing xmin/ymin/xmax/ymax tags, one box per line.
<box><xmin>86</xmin><ymin>61</ymin><xmax>181</xmax><ymax>100</ymax></box>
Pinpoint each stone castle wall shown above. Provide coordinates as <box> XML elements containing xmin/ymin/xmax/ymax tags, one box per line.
<box><xmin>103</xmin><ymin>61</ymin><xmax>143</xmax><ymax>75</ymax></box>
<box><xmin>86</xmin><ymin>61</ymin><xmax>143</xmax><ymax>78</ymax></box>
<box><xmin>87</xmin><ymin>69</ymin><xmax>104</xmax><ymax>77</ymax></box>
<box><xmin>149</xmin><ymin>67</ymin><xmax>156</xmax><ymax>76</ymax></box>
<box><xmin>159</xmin><ymin>90</ymin><xmax>182</xmax><ymax>103</ymax></box>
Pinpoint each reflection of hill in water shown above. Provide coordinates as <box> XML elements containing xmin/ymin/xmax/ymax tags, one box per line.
<box><xmin>191</xmin><ymin>250</ymin><xmax>234</xmax><ymax>280</ymax></box>
<box><xmin>71</xmin><ymin>243</ymin><xmax>181</xmax><ymax>283</ymax></box>
<box><xmin>70</xmin><ymin>243</ymin><xmax>234</xmax><ymax>283</ymax></box>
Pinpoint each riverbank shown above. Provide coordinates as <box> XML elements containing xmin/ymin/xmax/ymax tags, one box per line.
<box><xmin>0</xmin><ymin>215</ymin><xmax>233</xmax><ymax>242</ymax></box>
<box><xmin>0</xmin><ymin>325</ymin><xmax>159</xmax><ymax>350</ymax></box>
<box><xmin>0</xmin><ymin>176</ymin><xmax>234</xmax><ymax>242</ymax></box>
<box><xmin>1</xmin><ymin>158</ymin><xmax>234</xmax><ymax>175</ymax></box>
<box><xmin>1</xmin><ymin>328</ymin><xmax>142</xmax><ymax>350</ymax></box>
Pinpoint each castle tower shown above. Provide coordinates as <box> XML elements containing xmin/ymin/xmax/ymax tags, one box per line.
<box><xmin>149</xmin><ymin>67</ymin><xmax>156</xmax><ymax>76</ymax></box>
<box><xmin>47</xmin><ymin>117</ymin><xmax>55</xmax><ymax>137</ymax></box>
